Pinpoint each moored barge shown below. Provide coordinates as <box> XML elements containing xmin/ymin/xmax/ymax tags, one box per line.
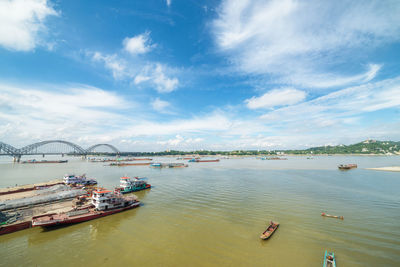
<box><xmin>21</xmin><ymin>160</ymin><xmax>68</xmax><ymax>164</ymax></box>
<box><xmin>188</xmin><ymin>159</ymin><xmax>220</xmax><ymax>162</ymax></box>
<box><xmin>32</xmin><ymin>189</ymin><xmax>140</xmax><ymax>227</ymax></box>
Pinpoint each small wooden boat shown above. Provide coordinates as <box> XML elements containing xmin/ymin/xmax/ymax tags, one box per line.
<box><xmin>338</xmin><ymin>164</ymin><xmax>357</xmax><ymax>170</ymax></box>
<box><xmin>260</xmin><ymin>221</ymin><xmax>279</xmax><ymax>240</ymax></box>
<box><xmin>321</xmin><ymin>212</ymin><xmax>343</xmax><ymax>220</ymax></box>
<box><xmin>323</xmin><ymin>250</ymin><xmax>336</xmax><ymax>267</ymax></box>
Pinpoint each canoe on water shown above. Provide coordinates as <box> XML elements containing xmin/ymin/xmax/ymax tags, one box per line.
<box><xmin>321</xmin><ymin>212</ymin><xmax>344</xmax><ymax>220</ymax></box>
<box><xmin>323</xmin><ymin>251</ymin><xmax>336</xmax><ymax>267</ymax></box>
<box><xmin>260</xmin><ymin>221</ymin><xmax>279</xmax><ymax>240</ymax></box>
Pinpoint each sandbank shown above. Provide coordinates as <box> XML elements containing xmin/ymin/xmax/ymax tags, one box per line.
<box><xmin>366</xmin><ymin>166</ymin><xmax>400</xmax><ymax>172</ymax></box>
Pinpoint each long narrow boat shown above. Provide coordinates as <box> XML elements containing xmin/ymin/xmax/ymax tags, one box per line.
<box><xmin>21</xmin><ymin>160</ymin><xmax>68</xmax><ymax>164</ymax></box>
<box><xmin>188</xmin><ymin>159</ymin><xmax>220</xmax><ymax>162</ymax></box>
<box><xmin>109</xmin><ymin>162</ymin><xmax>151</xmax><ymax>166</ymax></box>
<box><xmin>261</xmin><ymin>157</ymin><xmax>288</xmax><ymax>160</ymax></box>
<box><xmin>323</xmin><ymin>251</ymin><xmax>336</xmax><ymax>267</ymax></box>
<box><xmin>321</xmin><ymin>212</ymin><xmax>344</xmax><ymax>220</ymax></box>
<box><xmin>260</xmin><ymin>221</ymin><xmax>279</xmax><ymax>240</ymax></box>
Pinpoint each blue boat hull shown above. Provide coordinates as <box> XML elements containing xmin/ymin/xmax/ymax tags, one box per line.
<box><xmin>121</xmin><ymin>185</ymin><xmax>151</xmax><ymax>194</ymax></box>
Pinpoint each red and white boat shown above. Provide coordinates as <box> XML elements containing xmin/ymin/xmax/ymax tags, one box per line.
<box><xmin>32</xmin><ymin>189</ymin><xmax>140</xmax><ymax>227</ymax></box>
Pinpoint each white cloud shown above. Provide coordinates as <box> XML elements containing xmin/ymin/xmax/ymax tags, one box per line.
<box><xmin>123</xmin><ymin>32</ymin><xmax>154</xmax><ymax>55</ymax></box>
<box><xmin>134</xmin><ymin>63</ymin><xmax>179</xmax><ymax>93</ymax></box>
<box><xmin>157</xmin><ymin>135</ymin><xmax>184</xmax><ymax>146</ymax></box>
<box><xmin>288</xmin><ymin>64</ymin><xmax>382</xmax><ymax>88</ymax></box>
<box><xmin>0</xmin><ymin>0</ymin><xmax>57</xmax><ymax>51</ymax></box>
<box><xmin>213</xmin><ymin>0</ymin><xmax>400</xmax><ymax>87</ymax></box>
<box><xmin>0</xmin><ymin>83</ymin><xmax>129</xmax><ymax>146</ymax></box>
<box><xmin>260</xmin><ymin>77</ymin><xmax>400</xmax><ymax>124</ymax></box>
<box><xmin>245</xmin><ymin>88</ymin><xmax>306</xmax><ymax>109</ymax></box>
<box><xmin>166</xmin><ymin>0</ymin><xmax>171</xmax><ymax>7</ymax></box>
<box><xmin>134</xmin><ymin>75</ymin><xmax>150</xmax><ymax>84</ymax></box>
<box><xmin>156</xmin><ymin>135</ymin><xmax>205</xmax><ymax>148</ymax></box>
<box><xmin>153</xmin><ymin>64</ymin><xmax>179</xmax><ymax>93</ymax></box>
<box><xmin>91</xmin><ymin>52</ymin><xmax>126</xmax><ymax>79</ymax></box>
<box><xmin>89</xmin><ymin>51</ymin><xmax>179</xmax><ymax>93</ymax></box>
<box><xmin>122</xmin><ymin>113</ymin><xmax>232</xmax><ymax>137</ymax></box>
<box><xmin>152</xmin><ymin>98</ymin><xmax>171</xmax><ymax>112</ymax></box>
<box><xmin>2</xmin><ymin>77</ymin><xmax>399</xmax><ymax>151</ymax></box>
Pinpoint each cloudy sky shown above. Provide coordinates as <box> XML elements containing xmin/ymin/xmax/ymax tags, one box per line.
<box><xmin>1</xmin><ymin>0</ymin><xmax>400</xmax><ymax>151</ymax></box>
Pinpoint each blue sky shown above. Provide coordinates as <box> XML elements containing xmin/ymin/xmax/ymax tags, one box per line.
<box><xmin>1</xmin><ymin>0</ymin><xmax>400</xmax><ymax>151</ymax></box>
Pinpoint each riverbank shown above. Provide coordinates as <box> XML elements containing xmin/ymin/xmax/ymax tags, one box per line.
<box><xmin>366</xmin><ymin>166</ymin><xmax>400</xmax><ymax>172</ymax></box>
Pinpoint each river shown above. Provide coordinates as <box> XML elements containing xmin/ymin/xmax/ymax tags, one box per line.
<box><xmin>0</xmin><ymin>155</ymin><xmax>399</xmax><ymax>266</ymax></box>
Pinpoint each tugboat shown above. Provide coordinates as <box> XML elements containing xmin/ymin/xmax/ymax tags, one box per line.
<box><xmin>32</xmin><ymin>189</ymin><xmax>140</xmax><ymax>227</ymax></box>
<box><xmin>63</xmin><ymin>174</ymin><xmax>97</xmax><ymax>186</ymax></box>
<box><xmin>117</xmin><ymin>177</ymin><xmax>151</xmax><ymax>194</ymax></box>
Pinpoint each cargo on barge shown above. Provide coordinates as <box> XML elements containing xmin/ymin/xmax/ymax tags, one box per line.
<box><xmin>32</xmin><ymin>189</ymin><xmax>140</xmax><ymax>227</ymax></box>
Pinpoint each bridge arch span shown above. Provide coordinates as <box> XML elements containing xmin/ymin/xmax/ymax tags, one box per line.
<box><xmin>17</xmin><ymin>140</ymin><xmax>86</xmax><ymax>155</ymax></box>
<box><xmin>86</xmin><ymin>144</ymin><xmax>120</xmax><ymax>154</ymax></box>
<box><xmin>0</xmin><ymin>142</ymin><xmax>18</xmax><ymax>155</ymax></box>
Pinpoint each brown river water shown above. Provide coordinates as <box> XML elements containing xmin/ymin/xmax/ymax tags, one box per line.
<box><xmin>0</xmin><ymin>155</ymin><xmax>399</xmax><ymax>267</ymax></box>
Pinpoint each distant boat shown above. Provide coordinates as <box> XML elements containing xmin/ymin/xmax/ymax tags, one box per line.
<box><xmin>21</xmin><ymin>160</ymin><xmax>68</xmax><ymax>164</ymax></box>
<box><xmin>321</xmin><ymin>212</ymin><xmax>344</xmax><ymax>220</ymax></box>
<box><xmin>150</xmin><ymin>163</ymin><xmax>162</xmax><ymax>168</ymax></box>
<box><xmin>260</xmin><ymin>221</ymin><xmax>279</xmax><ymax>240</ymax></box>
<box><xmin>109</xmin><ymin>162</ymin><xmax>151</xmax><ymax>166</ymax></box>
<box><xmin>167</xmin><ymin>163</ymin><xmax>188</xmax><ymax>168</ymax></box>
<box><xmin>188</xmin><ymin>159</ymin><xmax>219</xmax><ymax>162</ymax></box>
<box><xmin>338</xmin><ymin>164</ymin><xmax>357</xmax><ymax>170</ymax></box>
<box><xmin>323</xmin><ymin>251</ymin><xmax>336</xmax><ymax>267</ymax></box>
<box><xmin>150</xmin><ymin>163</ymin><xmax>188</xmax><ymax>168</ymax></box>
<box><xmin>261</xmin><ymin>157</ymin><xmax>287</xmax><ymax>160</ymax></box>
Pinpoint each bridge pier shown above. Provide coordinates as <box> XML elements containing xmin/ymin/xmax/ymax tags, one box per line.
<box><xmin>13</xmin><ymin>155</ymin><xmax>21</xmax><ymax>163</ymax></box>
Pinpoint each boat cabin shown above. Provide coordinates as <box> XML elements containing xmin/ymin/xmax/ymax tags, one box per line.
<box><xmin>120</xmin><ymin>177</ymin><xmax>147</xmax><ymax>188</ymax></box>
<box><xmin>92</xmin><ymin>190</ymin><xmax>125</xmax><ymax>210</ymax></box>
<box><xmin>64</xmin><ymin>174</ymin><xmax>85</xmax><ymax>184</ymax></box>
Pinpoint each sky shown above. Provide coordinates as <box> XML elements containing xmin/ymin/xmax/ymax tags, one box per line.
<box><xmin>0</xmin><ymin>0</ymin><xmax>400</xmax><ymax>151</ymax></box>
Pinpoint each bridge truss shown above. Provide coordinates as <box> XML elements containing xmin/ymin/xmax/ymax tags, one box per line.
<box><xmin>0</xmin><ymin>140</ymin><xmax>120</xmax><ymax>162</ymax></box>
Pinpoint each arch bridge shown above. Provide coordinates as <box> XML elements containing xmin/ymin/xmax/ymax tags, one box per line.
<box><xmin>0</xmin><ymin>140</ymin><xmax>120</xmax><ymax>162</ymax></box>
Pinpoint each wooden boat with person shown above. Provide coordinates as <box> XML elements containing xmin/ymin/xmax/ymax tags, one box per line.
<box><xmin>323</xmin><ymin>250</ymin><xmax>336</xmax><ymax>267</ymax></box>
<box><xmin>338</xmin><ymin>164</ymin><xmax>357</xmax><ymax>170</ymax></box>
<box><xmin>260</xmin><ymin>221</ymin><xmax>279</xmax><ymax>240</ymax></box>
<box><xmin>321</xmin><ymin>212</ymin><xmax>344</xmax><ymax>220</ymax></box>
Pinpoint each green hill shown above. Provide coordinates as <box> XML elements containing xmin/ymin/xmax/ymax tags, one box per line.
<box><xmin>286</xmin><ymin>140</ymin><xmax>400</xmax><ymax>155</ymax></box>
